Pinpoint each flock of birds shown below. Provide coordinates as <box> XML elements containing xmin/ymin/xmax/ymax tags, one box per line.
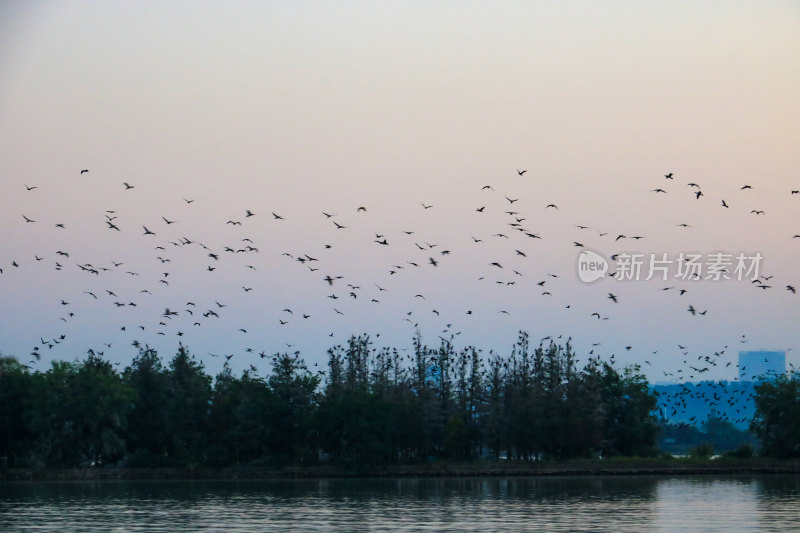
<box><xmin>4</xmin><ymin>167</ymin><xmax>799</xmax><ymax>426</ymax></box>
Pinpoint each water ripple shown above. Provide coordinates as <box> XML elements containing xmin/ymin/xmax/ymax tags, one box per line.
<box><xmin>2</xmin><ymin>476</ymin><xmax>800</xmax><ymax>532</ymax></box>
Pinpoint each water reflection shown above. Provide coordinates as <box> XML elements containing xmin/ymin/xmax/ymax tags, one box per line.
<box><xmin>1</xmin><ymin>476</ymin><xmax>799</xmax><ymax>532</ymax></box>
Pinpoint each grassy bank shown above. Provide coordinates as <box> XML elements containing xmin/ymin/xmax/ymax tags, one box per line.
<box><xmin>3</xmin><ymin>458</ymin><xmax>800</xmax><ymax>481</ymax></box>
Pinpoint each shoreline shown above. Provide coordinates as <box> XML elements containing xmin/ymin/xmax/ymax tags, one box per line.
<box><xmin>3</xmin><ymin>460</ymin><xmax>800</xmax><ymax>481</ymax></box>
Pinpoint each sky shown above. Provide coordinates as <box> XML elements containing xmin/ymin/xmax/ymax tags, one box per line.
<box><xmin>1</xmin><ymin>1</ymin><xmax>799</xmax><ymax>383</ymax></box>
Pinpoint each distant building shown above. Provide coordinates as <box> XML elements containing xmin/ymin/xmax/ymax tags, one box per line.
<box><xmin>738</xmin><ymin>350</ymin><xmax>785</xmax><ymax>381</ymax></box>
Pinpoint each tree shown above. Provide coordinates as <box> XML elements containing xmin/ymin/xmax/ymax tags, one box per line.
<box><xmin>1</xmin><ymin>334</ymin><xmax>671</xmax><ymax>468</ymax></box>
<box><xmin>266</xmin><ymin>352</ymin><xmax>320</xmax><ymax>464</ymax></box>
<box><xmin>123</xmin><ymin>347</ymin><xmax>172</xmax><ymax>464</ymax></box>
<box><xmin>0</xmin><ymin>355</ymin><xmax>34</xmax><ymax>467</ymax></box>
<box><xmin>597</xmin><ymin>362</ymin><xmax>659</xmax><ymax>457</ymax></box>
<box><xmin>28</xmin><ymin>351</ymin><xmax>133</xmax><ymax>467</ymax></box>
<box><xmin>165</xmin><ymin>345</ymin><xmax>212</xmax><ymax>464</ymax></box>
<box><xmin>751</xmin><ymin>373</ymin><xmax>800</xmax><ymax>458</ymax></box>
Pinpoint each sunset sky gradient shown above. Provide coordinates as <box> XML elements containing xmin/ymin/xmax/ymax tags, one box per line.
<box><xmin>1</xmin><ymin>1</ymin><xmax>799</xmax><ymax>382</ymax></box>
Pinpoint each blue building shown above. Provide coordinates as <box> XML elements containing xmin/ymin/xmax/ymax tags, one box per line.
<box><xmin>738</xmin><ymin>350</ymin><xmax>785</xmax><ymax>382</ymax></box>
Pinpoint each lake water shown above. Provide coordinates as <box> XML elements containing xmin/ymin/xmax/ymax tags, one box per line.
<box><xmin>2</xmin><ymin>476</ymin><xmax>800</xmax><ymax>532</ymax></box>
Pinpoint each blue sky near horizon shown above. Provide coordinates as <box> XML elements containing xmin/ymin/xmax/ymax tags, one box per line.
<box><xmin>1</xmin><ymin>1</ymin><xmax>799</xmax><ymax>382</ymax></box>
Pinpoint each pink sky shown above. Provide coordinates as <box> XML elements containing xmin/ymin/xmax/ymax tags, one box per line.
<box><xmin>1</xmin><ymin>1</ymin><xmax>799</xmax><ymax>381</ymax></box>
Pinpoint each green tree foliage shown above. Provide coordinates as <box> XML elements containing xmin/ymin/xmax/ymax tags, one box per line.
<box><xmin>123</xmin><ymin>347</ymin><xmax>172</xmax><ymax>464</ymax></box>
<box><xmin>165</xmin><ymin>345</ymin><xmax>213</xmax><ymax>464</ymax></box>
<box><xmin>28</xmin><ymin>351</ymin><xmax>133</xmax><ymax>467</ymax></box>
<box><xmin>317</xmin><ymin>336</ymin><xmax>405</xmax><ymax>466</ymax></box>
<box><xmin>597</xmin><ymin>363</ymin><xmax>659</xmax><ymax>457</ymax></box>
<box><xmin>265</xmin><ymin>352</ymin><xmax>320</xmax><ymax>464</ymax></box>
<box><xmin>751</xmin><ymin>373</ymin><xmax>800</xmax><ymax>458</ymax></box>
<box><xmin>724</xmin><ymin>443</ymin><xmax>755</xmax><ymax>459</ymax></box>
<box><xmin>0</xmin><ymin>333</ymin><xmax>673</xmax><ymax>469</ymax></box>
<box><xmin>0</xmin><ymin>355</ymin><xmax>34</xmax><ymax>467</ymax></box>
<box><xmin>658</xmin><ymin>417</ymin><xmax>755</xmax><ymax>456</ymax></box>
<box><xmin>689</xmin><ymin>442</ymin><xmax>715</xmax><ymax>459</ymax></box>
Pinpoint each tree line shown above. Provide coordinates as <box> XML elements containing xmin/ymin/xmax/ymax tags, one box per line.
<box><xmin>1</xmin><ymin>331</ymin><xmax>793</xmax><ymax>469</ymax></box>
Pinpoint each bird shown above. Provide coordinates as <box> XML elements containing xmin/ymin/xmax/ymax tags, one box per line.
<box><xmin>22</xmin><ymin>215</ymin><xmax>35</xmax><ymax>223</ymax></box>
<box><xmin>80</xmin><ymin>169</ymin><xmax>89</xmax><ymax>174</ymax></box>
<box><xmin>272</xmin><ymin>212</ymin><xmax>284</xmax><ymax>220</ymax></box>
<box><xmin>608</xmin><ymin>293</ymin><xmax>618</xmax><ymax>303</ymax></box>
<box><xmin>721</xmin><ymin>199</ymin><xmax>729</xmax><ymax>208</ymax></box>
<box><xmin>517</xmin><ymin>169</ymin><xmax>527</xmax><ymax>176</ymax></box>
<box><xmin>123</xmin><ymin>182</ymin><xmax>135</xmax><ymax>189</ymax></box>
<box><xmin>24</xmin><ymin>184</ymin><xmax>37</xmax><ymax>191</ymax></box>
<box><xmin>142</xmin><ymin>226</ymin><xmax>155</xmax><ymax>235</ymax></box>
